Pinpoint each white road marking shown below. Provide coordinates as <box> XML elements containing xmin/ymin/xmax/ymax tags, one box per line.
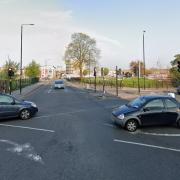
<box><xmin>0</xmin><ymin>139</ymin><xmax>44</xmax><ymax>164</ymax></box>
<box><xmin>47</xmin><ymin>89</ymin><xmax>52</xmax><ymax>93</ymax></box>
<box><xmin>114</xmin><ymin>139</ymin><xmax>180</xmax><ymax>153</ymax></box>
<box><xmin>103</xmin><ymin>123</ymin><xmax>116</xmax><ymax>128</ymax></box>
<box><xmin>139</xmin><ymin>131</ymin><xmax>180</xmax><ymax>137</ymax></box>
<box><xmin>0</xmin><ymin>124</ymin><xmax>55</xmax><ymax>133</ymax></box>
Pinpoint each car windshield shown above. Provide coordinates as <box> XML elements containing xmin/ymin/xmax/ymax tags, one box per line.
<box><xmin>55</xmin><ymin>81</ymin><xmax>63</xmax><ymax>84</ymax></box>
<box><xmin>127</xmin><ymin>97</ymin><xmax>147</xmax><ymax>108</ymax></box>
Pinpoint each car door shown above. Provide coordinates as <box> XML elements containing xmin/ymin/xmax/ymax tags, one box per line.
<box><xmin>0</xmin><ymin>95</ymin><xmax>19</xmax><ymax>118</ymax></box>
<box><xmin>139</xmin><ymin>99</ymin><xmax>166</xmax><ymax>126</ymax></box>
<box><xmin>164</xmin><ymin>98</ymin><xmax>179</xmax><ymax>125</ymax></box>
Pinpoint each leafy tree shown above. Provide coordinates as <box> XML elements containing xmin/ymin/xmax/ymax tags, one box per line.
<box><xmin>1</xmin><ymin>59</ymin><xmax>19</xmax><ymax>79</ymax></box>
<box><xmin>103</xmin><ymin>67</ymin><xmax>109</xmax><ymax>76</ymax></box>
<box><xmin>25</xmin><ymin>60</ymin><xmax>40</xmax><ymax>78</ymax></box>
<box><xmin>129</xmin><ymin>60</ymin><xmax>144</xmax><ymax>76</ymax></box>
<box><xmin>83</xmin><ymin>69</ymin><xmax>89</xmax><ymax>76</ymax></box>
<box><xmin>64</xmin><ymin>33</ymin><xmax>100</xmax><ymax>78</ymax></box>
<box><xmin>170</xmin><ymin>54</ymin><xmax>180</xmax><ymax>86</ymax></box>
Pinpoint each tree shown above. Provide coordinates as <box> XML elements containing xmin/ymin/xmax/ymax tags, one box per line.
<box><xmin>83</xmin><ymin>69</ymin><xmax>89</xmax><ymax>76</ymax></box>
<box><xmin>170</xmin><ymin>54</ymin><xmax>180</xmax><ymax>86</ymax></box>
<box><xmin>25</xmin><ymin>60</ymin><xmax>41</xmax><ymax>78</ymax></box>
<box><xmin>64</xmin><ymin>33</ymin><xmax>100</xmax><ymax>78</ymax></box>
<box><xmin>2</xmin><ymin>59</ymin><xmax>19</xmax><ymax>79</ymax></box>
<box><xmin>129</xmin><ymin>60</ymin><xmax>144</xmax><ymax>76</ymax></box>
<box><xmin>103</xmin><ymin>67</ymin><xmax>109</xmax><ymax>76</ymax></box>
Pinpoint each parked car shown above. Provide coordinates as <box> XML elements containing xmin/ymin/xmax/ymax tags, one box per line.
<box><xmin>54</xmin><ymin>80</ymin><xmax>65</xmax><ymax>89</ymax></box>
<box><xmin>0</xmin><ymin>93</ymin><xmax>38</xmax><ymax>120</ymax></box>
<box><xmin>112</xmin><ymin>95</ymin><xmax>180</xmax><ymax>132</ymax></box>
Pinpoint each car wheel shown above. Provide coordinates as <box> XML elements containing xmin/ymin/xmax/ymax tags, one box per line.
<box><xmin>125</xmin><ymin>119</ymin><xmax>138</xmax><ymax>132</ymax></box>
<box><xmin>20</xmin><ymin>109</ymin><xmax>31</xmax><ymax>120</ymax></box>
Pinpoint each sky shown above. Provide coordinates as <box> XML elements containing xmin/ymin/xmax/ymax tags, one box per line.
<box><xmin>0</xmin><ymin>0</ymin><xmax>180</xmax><ymax>69</ymax></box>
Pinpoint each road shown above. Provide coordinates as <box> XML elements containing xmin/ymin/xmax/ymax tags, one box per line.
<box><xmin>1</xmin><ymin>82</ymin><xmax>180</xmax><ymax>180</ymax></box>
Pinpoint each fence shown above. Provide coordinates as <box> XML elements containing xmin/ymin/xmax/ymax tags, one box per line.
<box><xmin>0</xmin><ymin>78</ymin><xmax>39</xmax><ymax>93</ymax></box>
<box><xmin>68</xmin><ymin>77</ymin><xmax>173</xmax><ymax>89</ymax></box>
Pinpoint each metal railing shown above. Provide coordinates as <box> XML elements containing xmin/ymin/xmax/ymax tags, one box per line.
<box><xmin>0</xmin><ymin>78</ymin><xmax>39</xmax><ymax>93</ymax></box>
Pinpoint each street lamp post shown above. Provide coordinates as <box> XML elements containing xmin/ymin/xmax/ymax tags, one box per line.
<box><xmin>20</xmin><ymin>24</ymin><xmax>34</xmax><ymax>94</ymax></box>
<box><xmin>143</xmin><ymin>30</ymin><xmax>146</xmax><ymax>90</ymax></box>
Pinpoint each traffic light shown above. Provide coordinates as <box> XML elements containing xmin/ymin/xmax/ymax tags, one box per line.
<box><xmin>178</xmin><ymin>61</ymin><xmax>180</xmax><ymax>72</ymax></box>
<box><xmin>8</xmin><ymin>68</ymin><xmax>14</xmax><ymax>77</ymax></box>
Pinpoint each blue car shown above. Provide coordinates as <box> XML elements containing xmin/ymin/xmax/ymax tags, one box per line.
<box><xmin>0</xmin><ymin>93</ymin><xmax>38</xmax><ymax>120</ymax></box>
<box><xmin>112</xmin><ymin>95</ymin><xmax>180</xmax><ymax>132</ymax></box>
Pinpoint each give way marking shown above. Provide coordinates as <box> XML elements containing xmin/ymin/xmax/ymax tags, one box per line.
<box><xmin>0</xmin><ymin>139</ymin><xmax>44</xmax><ymax>164</ymax></box>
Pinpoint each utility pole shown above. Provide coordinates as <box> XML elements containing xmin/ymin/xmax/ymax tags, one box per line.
<box><xmin>20</xmin><ymin>24</ymin><xmax>34</xmax><ymax>94</ymax></box>
<box><xmin>143</xmin><ymin>30</ymin><xmax>146</xmax><ymax>90</ymax></box>
<box><xmin>116</xmin><ymin>66</ymin><xmax>118</xmax><ymax>96</ymax></box>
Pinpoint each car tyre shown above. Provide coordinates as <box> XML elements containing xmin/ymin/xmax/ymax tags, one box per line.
<box><xmin>125</xmin><ymin>119</ymin><xmax>138</xmax><ymax>132</ymax></box>
<box><xmin>20</xmin><ymin>109</ymin><xmax>31</xmax><ymax>120</ymax></box>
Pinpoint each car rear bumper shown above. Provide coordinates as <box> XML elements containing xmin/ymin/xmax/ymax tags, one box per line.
<box><xmin>54</xmin><ymin>85</ymin><xmax>64</xmax><ymax>89</ymax></box>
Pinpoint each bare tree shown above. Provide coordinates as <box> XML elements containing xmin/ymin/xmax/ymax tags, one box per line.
<box><xmin>64</xmin><ymin>33</ymin><xmax>100</xmax><ymax>78</ymax></box>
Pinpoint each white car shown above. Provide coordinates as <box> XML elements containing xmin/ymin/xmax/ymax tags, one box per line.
<box><xmin>54</xmin><ymin>80</ymin><xmax>65</xmax><ymax>89</ymax></box>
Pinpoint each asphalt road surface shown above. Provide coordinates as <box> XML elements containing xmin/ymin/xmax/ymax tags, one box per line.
<box><xmin>1</xmin><ymin>83</ymin><xmax>180</xmax><ymax>180</ymax></box>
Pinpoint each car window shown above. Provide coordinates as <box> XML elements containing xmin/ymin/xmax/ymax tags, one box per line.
<box><xmin>144</xmin><ymin>99</ymin><xmax>164</xmax><ymax>110</ymax></box>
<box><xmin>55</xmin><ymin>81</ymin><xmax>63</xmax><ymax>84</ymax></box>
<box><xmin>127</xmin><ymin>97</ymin><xmax>146</xmax><ymax>108</ymax></box>
<box><xmin>165</xmin><ymin>99</ymin><xmax>178</xmax><ymax>109</ymax></box>
<box><xmin>0</xmin><ymin>95</ymin><xmax>14</xmax><ymax>105</ymax></box>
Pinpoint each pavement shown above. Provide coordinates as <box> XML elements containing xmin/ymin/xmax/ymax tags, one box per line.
<box><xmin>11</xmin><ymin>81</ymin><xmax>45</xmax><ymax>99</ymax></box>
<box><xmin>66</xmin><ymin>81</ymin><xmax>178</xmax><ymax>100</ymax></box>
<box><xmin>0</xmin><ymin>82</ymin><xmax>180</xmax><ymax>179</ymax></box>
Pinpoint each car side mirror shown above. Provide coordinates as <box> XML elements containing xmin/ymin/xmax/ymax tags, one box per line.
<box><xmin>143</xmin><ymin>107</ymin><xmax>150</xmax><ymax>112</ymax></box>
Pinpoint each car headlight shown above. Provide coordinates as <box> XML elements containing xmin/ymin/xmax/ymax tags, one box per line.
<box><xmin>117</xmin><ymin>114</ymin><xmax>124</xmax><ymax>120</ymax></box>
<box><xmin>31</xmin><ymin>102</ymin><xmax>37</xmax><ymax>108</ymax></box>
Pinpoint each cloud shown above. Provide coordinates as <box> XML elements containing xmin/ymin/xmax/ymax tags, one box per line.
<box><xmin>0</xmin><ymin>7</ymin><xmax>125</xmax><ymax>69</ymax></box>
<box><xmin>0</xmin><ymin>0</ymin><xmax>13</xmax><ymax>4</ymax></box>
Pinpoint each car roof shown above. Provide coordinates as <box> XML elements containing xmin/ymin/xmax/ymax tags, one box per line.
<box><xmin>140</xmin><ymin>95</ymin><xmax>176</xmax><ymax>101</ymax></box>
<box><xmin>55</xmin><ymin>80</ymin><xmax>64</xmax><ymax>82</ymax></box>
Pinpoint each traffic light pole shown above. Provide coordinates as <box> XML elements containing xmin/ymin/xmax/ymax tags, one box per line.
<box><xmin>9</xmin><ymin>77</ymin><xmax>12</xmax><ymax>95</ymax></box>
<box><xmin>94</xmin><ymin>67</ymin><xmax>97</xmax><ymax>92</ymax></box>
<box><xmin>95</xmin><ymin>75</ymin><xmax>97</xmax><ymax>92</ymax></box>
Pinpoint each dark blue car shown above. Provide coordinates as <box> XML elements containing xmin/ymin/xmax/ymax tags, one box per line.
<box><xmin>0</xmin><ymin>93</ymin><xmax>38</xmax><ymax>120</ymax></box>
<box><xmin>112</xmin><ymin>95</ymin><xmax>180</xmax><ymax>132</ymax></box>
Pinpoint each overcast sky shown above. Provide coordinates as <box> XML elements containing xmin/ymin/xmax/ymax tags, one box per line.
<box><xmin>0</xmin><ymin>0</ymin><xmax>180</xmax><ymax>69</ymax></box>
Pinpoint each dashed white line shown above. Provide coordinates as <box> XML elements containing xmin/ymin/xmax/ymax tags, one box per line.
<box><xmin>0</xmin><ymin>124</ymin><xmax>55</xmax><ymax>133</ymax></box>
<box><xmin>139</xmin><ymin>131</ymin><xmax>180</xmax><ymax>137</ymax></box>
<box><xmin>47</xmin><ymin>89</ymin><xmax>52</xmax><ymax>93</ymax></box>
<box><xmin>114</xmin><ymin>139</ymin><xmax>180</xmax><ymax>153</ymax></box>
<box><xmin>103</xmin><ymin>123</ymin><xmax>116</xmax><ymax>128</ymax></box>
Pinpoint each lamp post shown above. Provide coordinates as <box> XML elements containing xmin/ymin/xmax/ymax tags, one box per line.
<box><xmin>143</xmin><ymin>30</ymin><xmax>146</xmax><ymax>90</ymax></box>
<box><xmin>20</xmin><ymin>24</ymin><xmax>34</xmax><ymax>94</ymax></box>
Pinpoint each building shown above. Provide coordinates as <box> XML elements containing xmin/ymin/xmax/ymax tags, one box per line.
<box><xmin>65</xmin><ymin>60</ymin><xmax>73</xmax><ymax>74</ymax></box>
<box><xmin>40</xmin><ymin>65</ymin><xmax>56</xmax><ymax>79</ymax></box>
